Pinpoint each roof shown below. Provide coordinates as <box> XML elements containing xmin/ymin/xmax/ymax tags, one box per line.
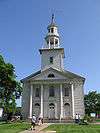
<box><xmin>21</xmin><ymin>70</ymin><xmax>41</xmax><ymax>82</ymax></box>
<box><xmin>21</xmin><ymin>67</ymin><xmax>85</xmax><ymax>83</ymax></box>
<box><xmin>47</xmin><ymin>23</ymin><xmax>58</xmax><ymax>29</ymax></box>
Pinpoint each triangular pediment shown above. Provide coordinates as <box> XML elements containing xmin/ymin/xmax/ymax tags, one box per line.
<box><xmin>21</xmin><ymin>67</ymin><xmax>85</xmax><ymax>82</ymax></box>
<box><xmin>30</xmin><ymin>68</ymin><xmax>68</xmax><ymax>81</ymax></box>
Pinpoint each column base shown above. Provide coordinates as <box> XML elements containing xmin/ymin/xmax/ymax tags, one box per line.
<box><xmin>28</xmin><ymin>116</ymin><xmax>32</xmax><ymax>119</ymax></box>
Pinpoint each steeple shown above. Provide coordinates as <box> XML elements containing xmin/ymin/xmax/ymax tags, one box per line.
<box><xmin>40</xmin><ymin>15</ymin><xmax>65</xmax><ymax>71</ymax></box>
<box><xmin>44</xmin><ymin>14</ymin><xmax>60</xmax><ymax>49</ymax></box>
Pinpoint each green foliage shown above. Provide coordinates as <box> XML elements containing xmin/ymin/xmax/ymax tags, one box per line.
<box><xmin>79</xmin><ymin>119</ymin><xmax>88</xmax><ymax>125</ymax></box>
<box><xmin>83</xmin><ymin>114</ymin><xmax>93</xmax><ymax>123</ymax></box>
<box><xmin>0</xmin><ymin>54</ymin><xmax>22</xmax><ymax>120</ymax></box>
<box><xmin>84</xmin><ymin>91</ymin><xmax>100</xmax><ymax>115</ymax></box>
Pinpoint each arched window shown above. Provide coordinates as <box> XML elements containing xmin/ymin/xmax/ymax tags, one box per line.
<box><xmin>64</xmin><ymin>103</ymin><xmax>70</xmax><ymax>106</ymax></box>
<box><xmin>49</xmin><ymin>103</ymin><xmax>55</xmax><ymax>109</ymax></box>
<box><xmin>49</xmin><ymin>86</ymin><xmax>55</xmax><ymax>97</ymax></box>
<box><xmin>49</xmin><ymin>103</ymin><xmax>55</xmax><ymax>106</ymax></box>
<box><xmin>48</xmin><ymin>73</ymin><xmax>55</xmax><ymax>78</ymax></box>
<box><xmin>51</xmin><ymin>28</ymin><xmax>54</xmax><ymax>33</ymax></box>
<box><xmin>35</xmin><ymin>103</ymin><xmax>40</xmax><ymax>107</ymax></box>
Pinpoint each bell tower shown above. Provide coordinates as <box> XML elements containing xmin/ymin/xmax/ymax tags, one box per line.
<box><xmin>39</xmin><ymin>14</ymin><xmax>65</xmax><ymax>71</ymax></box>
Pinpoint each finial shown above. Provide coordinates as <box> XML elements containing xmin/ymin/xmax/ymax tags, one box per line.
<box><xmin>51</xmin><ymin>13</ymin><xmax>54</xmax><ymax>23</ymax></box>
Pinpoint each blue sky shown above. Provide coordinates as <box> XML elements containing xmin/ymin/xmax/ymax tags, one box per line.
<box><xmin>0</xmin><ymin>0</ymin><xmax>100</xmax><ymax>106</ymax></box>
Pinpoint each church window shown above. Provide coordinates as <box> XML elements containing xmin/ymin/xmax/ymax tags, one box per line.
<box><xmin>50</xmin><ymin>57</ymin><xmax>53</xmax><ymax>64</ymax></box>
<box><xmin>64</xmin><ymin>85</ymin><xmax>70</xmax><ymax>96</ymax></box>
<box><xmin>49</xmin><ymin>86</ymin><xmax>55</xmax><ymax>97</ymax></box>
<box><xmin>64</xmin><ymin>103</ymin><xmax>70</xmax><ymax>106</ymax></box>
<box><xmin>64</xmin><ymin>88</ymin><xmax>69</xmax><ymax>96</ymax></box>
<box><xmin>48</xmin><ymin>73</ymin><xmax>55</xmax><ymax>78</ymax></box>
<box><xmin>49</xmin><ymin>103</ymin><xmax>55</xmax><ymax>109</ymax></box>
<box><xmin>51</xmin><ymin>28</ymin><xmax>54</xmax><ymax>33</ymax></box>
<box><xmin>35</xmin><ymin>103</ymin><xmax>40</xmax><ymax>107</ymax></box>
<box><xmin>35</xmin><ymin>88</ymin><xmax>40</xmax><ymax>97</ymax></box>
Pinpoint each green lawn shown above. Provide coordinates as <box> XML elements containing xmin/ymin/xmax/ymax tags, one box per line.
<box><xmin>0</xmin><ymin>122</ymin><xmax>30</xmax><ymax>133</ymax></box>
<box><xmin>44</xmin><ymin>124</ymin><xmax>100</xmax><ymax>133</ymax></box>
<box><xmin>96</xmin><ymin>119</ymin><xmax>100</xmax><ymax>122</ymax></box>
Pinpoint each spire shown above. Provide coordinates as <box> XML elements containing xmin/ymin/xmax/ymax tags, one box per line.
<box><xmin>48</xmin><ymin>14</ymin><xmax>57</xmax><ymax>28</ymax></box>
<box><xmin>51</xmin><ymin>13</ymin><xmax>54</xmax><ymax>24</ymax></box>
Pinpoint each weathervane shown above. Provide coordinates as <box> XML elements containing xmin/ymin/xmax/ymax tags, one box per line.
<box><xmin>51</xmin><ymin>13</ymin><xmax>54</xmax><ymax>23</ymax></box>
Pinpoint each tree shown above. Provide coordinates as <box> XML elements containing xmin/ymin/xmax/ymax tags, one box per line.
<box><xmin>0</xmin><ymin>55</ymin><xmax>22</xmax><ymax>120</ymax></box>
<box><xmin>84</xmin><ymin>91</ymin><xmax>100</xmax><ymax>116</ymax></box>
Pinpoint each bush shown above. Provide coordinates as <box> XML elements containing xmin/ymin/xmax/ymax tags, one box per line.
<box><xmin>83</xmin><ymin>114</ymin><xmax>94</xmax><ymax>123</ymax></box>
<box><xmin>79</xmin><ymin>114</ymin><xmax>94</xmax><ymax>125</ymax></box>
<box><xmin>79</xmin><ymin>119</ymin><xmax>88</xmax><ymax>125</ymax></box>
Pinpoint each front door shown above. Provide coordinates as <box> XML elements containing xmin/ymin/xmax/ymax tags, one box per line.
<box><xmin>49</xmin><ymin>103</ymin><xmax>55</xmax><ymax>119</ymax></box>
<box><xmin>34</xmin><ymin>103</ymin><xmax>40</xmax><ymax>117</ymax></box>
<box><xmin>64</xmin><ymin>103</ymin><xmax>70</xmax><ymax>118</ymax></box>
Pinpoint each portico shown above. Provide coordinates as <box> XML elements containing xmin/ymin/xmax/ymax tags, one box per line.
<box><xmin>28</xmin><ymin>79</ymin><xmax>75</xmax><ymax>120</ymax></box>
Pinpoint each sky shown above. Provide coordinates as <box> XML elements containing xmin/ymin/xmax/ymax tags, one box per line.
<box><xmin>0</xmin><ymin>0</ymin><xmax>100</xmax><ymax>106</ymax></box>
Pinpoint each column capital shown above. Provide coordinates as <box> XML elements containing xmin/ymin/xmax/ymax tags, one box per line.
<box><xmin>30</xmin><ymin>83</ymin><xmax>33</xmax><ymax>86</ymax></box>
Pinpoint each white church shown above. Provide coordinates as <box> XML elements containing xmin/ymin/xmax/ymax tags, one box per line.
<box><xmin>21</xmin><ymin>15</ymin><xmax>85</xmax><ymax>121</ymax></box>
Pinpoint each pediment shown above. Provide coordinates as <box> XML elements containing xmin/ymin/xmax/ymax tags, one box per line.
<box><xmin>21</xmin><ymin>67</ymin><xmax>85</xmax><ymax>83</ymax></box>
<box><xmin>30</xmin><ymin>68</ymin><xmax>68</xmax><ymax>81</ymax></box>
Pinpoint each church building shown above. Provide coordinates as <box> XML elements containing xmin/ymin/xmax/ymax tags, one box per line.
<box><xmin>21</xmin><ymin>15</ymin><xmax>85</xmax><ymax>121</ymax></box>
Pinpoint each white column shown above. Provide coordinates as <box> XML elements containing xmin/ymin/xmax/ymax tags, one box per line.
<box><xmin>54</xmin><ymin>37</ymin><xmax>55</xmax><ymax>48</ymax></box>
<box><xmin>40</xmin><ymin>84</ymin><xmax>43</xmax><ymax>117</ymax></box>
<box><xmin>55</xmin><ymin>103</ymin><xmax>58</xmax><ymax>119</ymax></box>
<box><xmin>49</xmin><ymin>39</ymin><xmax>50</xmax><ymax>49</ymax></box>
<box><xmin>58</xmin><ymin>39</ymin><xmax>60</xmax><ymax>48</ymax></box>
<box><xmin>71</xmin><ymin>84</ymin><xmax>75</xmax><ymax>119</ymax></box>
<box><xmin>29</xmin><ymin>84</ymin><xmax>33</xmax><ymax>118</ymax></box>
<box><xmin>60</xmin><ymin>84</ymin><xmax>63</xmax><ymax>119</ymax></box>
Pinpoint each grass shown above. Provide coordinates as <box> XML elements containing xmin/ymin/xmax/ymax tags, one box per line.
<box><xmin>0</xmin><ymin>121</ymin><xmax>30</xmax><ymax>133</ymax></box>
<box><xmin>95</xmin><ymin>119</ymin><xmax>100</xmax><ymax>122</ymax></box>
<box><xmin>44</xmin><ymin>124</ymin><xmax>100</xmax><ymax>133</ymax></box>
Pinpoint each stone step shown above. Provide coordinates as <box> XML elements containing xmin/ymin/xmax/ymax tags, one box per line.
<box><xmin>44</xmin><ymin>119</ymin><xmax>74</xmax><ymax>123</ymax></box>
<box><xmin>46</xmin><ymin>131</ymin><xmax>56</xmax><ymax>133</ymax></box>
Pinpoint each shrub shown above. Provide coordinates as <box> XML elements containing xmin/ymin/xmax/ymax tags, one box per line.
<box><xmin>79</xmin><ymin>119</ymin><xmax>88</xmax><ymax>125</ymax></box>
<box><xmin>83</xmin><ymin>114</ymin><xmax>94</xmax><ymax>123</ymax></box>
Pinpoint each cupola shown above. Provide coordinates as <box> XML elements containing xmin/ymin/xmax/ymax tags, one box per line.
<box><xmin>44</xmin><ymin>14</ymin><xmax>60</xmax><ymax>49</ymax></box>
